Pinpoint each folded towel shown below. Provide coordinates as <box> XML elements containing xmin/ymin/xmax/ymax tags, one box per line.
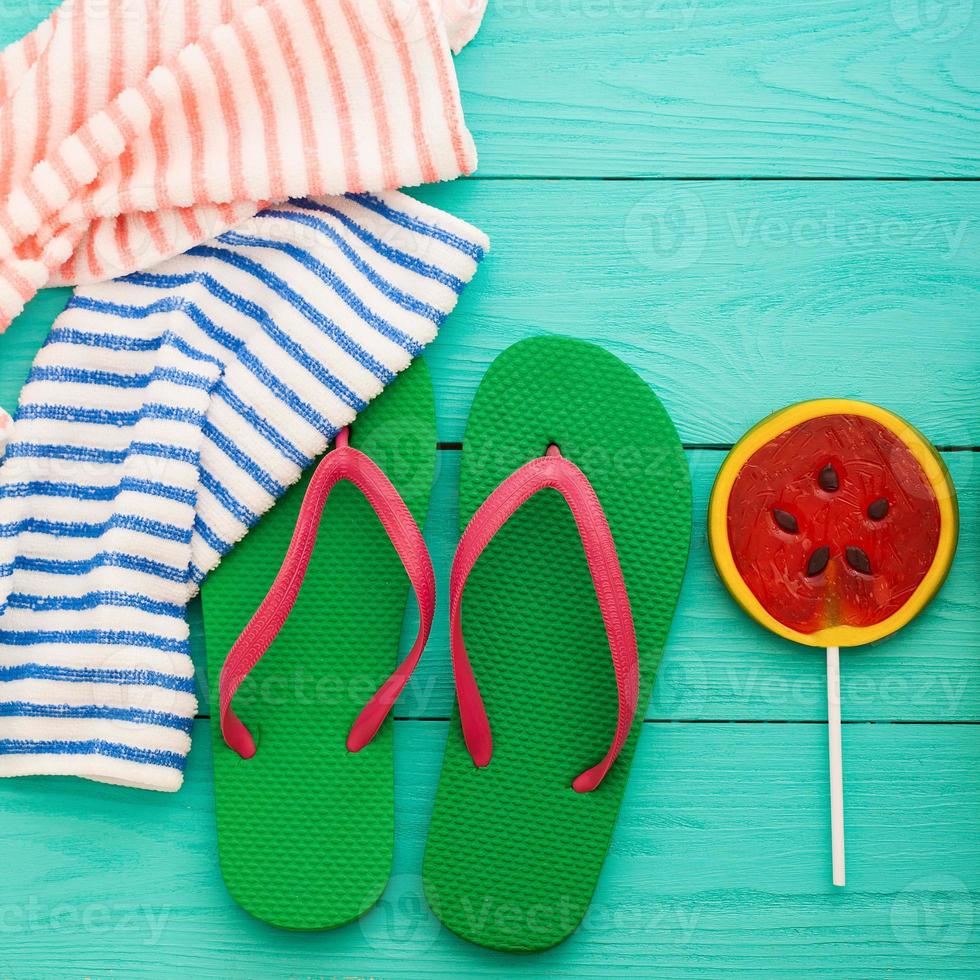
<box><xmin>0</xmin><ymin>189</ymin><xmax>489</xmax><ymax>791</ymax></box>
<box><xmin>0</xmin><ymin>0</ymin><xmax>488</xmax><ymax>330</ymax></box>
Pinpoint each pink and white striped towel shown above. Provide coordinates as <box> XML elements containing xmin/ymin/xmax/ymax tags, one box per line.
<box><xmin>0</xmin><ymin>0</ymin><xmax>488</xmax><ymax>331</ymax></box>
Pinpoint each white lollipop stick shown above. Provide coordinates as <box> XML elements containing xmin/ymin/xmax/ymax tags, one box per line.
<box><xmin>826</xmin><ymin>645</ymin><xmax>845</xmax><ymax>887</ymax></box>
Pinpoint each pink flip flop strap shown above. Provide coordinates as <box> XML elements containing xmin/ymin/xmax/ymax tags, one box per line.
<box><xmin>219</xmin><ymin>427</ymin><xmax>436</xmax><ymax>759</ymax></box>
<box><xmin>449</xmin><ymin>444</ymin><xmax>640</xmax><ymax>793</ymax></box>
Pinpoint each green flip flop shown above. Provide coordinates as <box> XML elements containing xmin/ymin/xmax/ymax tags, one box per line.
<box><xmin>202</xmin><ymin>359</ymin><xmax>437</xmax><ymax>930</ymax></box>
<box><xmin>422</xmin><ymin>336</ymin><xmax>691</xmax><ymax>952</ymax></box>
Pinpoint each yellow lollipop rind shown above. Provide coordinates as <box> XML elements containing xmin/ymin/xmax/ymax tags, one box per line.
<box><xmin>708</xmin><ymin>399</ymin><xmax>959</xmax><ymax>648</ymax></box>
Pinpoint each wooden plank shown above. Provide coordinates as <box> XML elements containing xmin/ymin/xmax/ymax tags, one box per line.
<box><xmin>3</xmin><ymin>182</ymin><xmax>979</xmax><ymax>447</ymax></box>
<box><xmin>412</xmin><ymin>180</ymin><xmax>980</xmax><ymax>445</ymax></box>
<box><xmin>458</xmin><ymin>0</ymin><xmax>980</xmax><ymax>177</ymax></box>
<box><xmin>188</xmin><ymin>448</ymin><xmax>980</xmax><ymax>723</ymax></box>
<box><xmin>458</xmin><ymin>0</ymin><xmax>980</xmax><ymax>178</ymax></box>
<box><xmin>1</xmin><ymin>720</ymin><xmax>978</xmax><ymax>977</ymax></box>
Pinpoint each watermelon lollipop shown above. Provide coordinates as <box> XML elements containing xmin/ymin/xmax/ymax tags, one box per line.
<box><xmin>709</xmin><ymin>399</ymin><xmax>959</xmax><ymax>886</ymax></box>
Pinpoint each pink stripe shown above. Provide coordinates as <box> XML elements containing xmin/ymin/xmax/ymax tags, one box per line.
<box><xmin>339</xmin><ymin>0</ymin><xmax>398</xmax><ymax>189</ymax></box>
<box><xmin>23</xmin><ymin>176</ymin><xmax>49</xmax><ymax>219</ymax></box>
<box><xmin>0</xmin><ymin>107</ymin><xmax>13</xmax><ymax>201</ymax></box>
<box><xmin>232</xmin><ymin>15</ymin><xmax>284</xmax><ymax>200</ymax></box>
<box><xmin>147</xmin><ymin>3</ymin><xmax>161</xmax><ymax>72</ymax></box>
<box><xmin>383</xmin><ymin>0</ymin><xmax>437</xmax><ymax>184</ymax></box>
<box><xmin>48</xmin><ymin>147</ymin><xmax>76</xmax><ymax>197</ymax></box>
<box><xmin>77</xmin><ymin>126</ymin><xmax>108</xmax><ymax>173</ymax></box>
<box><xmin>71</xmin><ymin>0</ymin><xmax>87</xmax><ymax>133</ymax></box>
<box><xmin>186</xmin><ymin>0</ymin><xmax>200</xmax><ymax>42</ymax></box>
<box><xmin>218</xmin><ymin>203</ymin><xmax>247</xmax><ymax>229</ymax></box>
<box><xmin>179</xmin><ymin>207</ymin><xmax>204</xmax><ymax>241</ymax></box>
<box><xmin>98</xmin><ymin>102</ymin><xmax>137</xmax><ymax>266</ymax></box>
<box><xmin>420</xmin><ymin>0</ymin><xmax>472</xmax><ymax>174</ymax></box>
<box><xmin>266</xmin><ymin>1</ymin><xmax>319</xmax><ymax>197</ymax></box>
<box><xmin>85</xmin><ymin>224</ymin><xmax>102</xmax><ymax>280</ymax></box>
<box><xmin>58</xmin><ymin>245</ymin><xmax>79</xmax><ymax>284</ymax></box>
<box><xmin>107</xmin><ymin>0</ymin><xmax>124</xmax><ymax>101</ymax></box>
<box><xmin>174</xmin><ymin>59</ymin><xmax>208</xmax><ymax>205</ymax></box>
<box><xmin>0</xmin><ymin>208</ymin><xmax>22</xmax><ymax>245</ymax></box>
<box><xmin>199</xmin><ymin>36</ymin><xmax>246</xmax><ymax>201</ymax></box>
<box><xmin>144</xmin><ymin>87</ymin><xmax>171</xmax><ymax>213</ymax></box>
<box><xmin>114</xmin><ymin>215</ymin><xmax>135</xmax><ymax>271</ymax></box>
<box><xmin>115</xmin><ymin>141</ymin><xmax>138</xmax><ymax>216</ymax></box>
<box><xmin>143</xmin><ymin>211</ymin><xmax>170</xmax><ymax>253</ymax></box>
<box><xmin>5</xmin><ymin>262</ymin><xmax>36</xmax><ymax>301</ymax></box>
<box><xmin>23</xmin><ymin>30</ymin><xmax>38</xmax><ymax>63</ymax></box>
<box><xmin>30</xmin><ymin>43</ymin><xmax>51</xmax><ymax>174</ymax></box>
<box><xmin>105</xmin><ymin>101</ymin><xmax>137</xmax><ymax>145</ymax></box>
<box><xmin>301</xmin><ymin>0</ymin><xmax>361</xmax><ymax>192</ymax></box>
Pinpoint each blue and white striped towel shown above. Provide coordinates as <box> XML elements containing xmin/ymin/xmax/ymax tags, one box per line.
<box><xmin>0</xmin><ymin>191</ymin><xmax>488</xmax><ymax>791</ymax></box>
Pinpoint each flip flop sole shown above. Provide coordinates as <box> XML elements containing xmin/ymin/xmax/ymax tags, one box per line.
<box><xmin>422</xmin><ymin>336</ymin><xmax>691</xmax><ymax>952</ymax></box>
<box><xmin>202</xmin><ymin>360</ymin><xmax>436</xmax><ymax>930</ymax></box>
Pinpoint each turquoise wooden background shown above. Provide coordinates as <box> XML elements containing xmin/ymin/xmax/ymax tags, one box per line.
<box><xmin>1</xmin><ymin>0</ymin><xmax>978</xmax><ymax>976</ymax></box>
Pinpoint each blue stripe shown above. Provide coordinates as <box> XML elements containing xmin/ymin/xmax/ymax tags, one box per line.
<box><xmin>199</xmin><ymin>468</ymin><xmax>258</xmax><ymax>528</ymax></box>
<box><xmin>0</xmin><ymin>629</ymin><xmax>190</xmax><ymax>654</ymax></box>
<box><xmin>16</xmin><ymin>402</ymin><xmax>205</xmax><ymax>428</ymax></box>
<box><xmin>65</xmin><ymin>296</ymin><xmax>240</xmax><ymax>354</ymax></box>
<box><xmin>202</xmin><ymin>421</ymin><xmax>284</xmax><ymax>497</ymax></box>
<box><xmin>219</xmin><ymin>228</ymin><xmax>425</xmax><ymax>352</ymax></box>
<box><xmin>46</xmin><ymin>324</ymin><xmax>162</xmax><ymax>352</ymax></box>
<box><xmin>345</xmin><ymin>192</ymin><xmax>487</xmax><ymax>260</ymax></box>
<box><xmin>0</xmin><ymin>477</ymin><xmax>195</xmax><ymax>507</ymax></box>
<box><xmin>189</xmin><ymin>563</ymin><xmax>206</xmax><ymax>585</ymax></box>
<box><xmin>292</xmin><ymin>199</ymin><xmax>464</xmax><ymax>292</ymax></box>
<box><xmin>0</xmin><ymin>739</ymin><xmax>185</xmax><ymax>771</ymax></box>
<box><xmin>0</xmin><ymin>514</ymin><xmax>191</xmax><ymax>544</ymax></box>
<box><xmin>3</xmin><ymin>441</ymin><xmax>199</xmax><ymax>467</ymax></box>
<box><xmin>78</xmin><ymin>281</ymin><xmax>349</xmax><ymax>430</ymax></box>
<box><xmin>27</xmin><ymin>364</ymin><xmax>214</xmax><ymax>392</ymax></box>
<box><xmin>214</xmin><ymin>382</ymin><xmax>311</xmax><ymax>469</ymax></box>
<box><xmin>188</xmin><ymin>244</ymin><xmax>393</xmax><ymax>386</ymax></box>
<box><xmin>193</xmin><ymin>515</ymin><xmax>233</xmax><ymax>559</ymax></box>
<box><xmin>0</xmin><ymin>552</ymin><xmax>189</xmax><ymax>584</ymax></box>
<box><xmin>259</xmin><ymin>208</ymin><xmax>449</xmax><ymax>321</ymax></box>
<box><xmin>0</xmin><ymin>702</ymin><xmax>193</xmax><ymax>734</ymax></box>
<box><xmin>48</xmin><ymin>320</ymin><xmax>225</xmax><ymax>368</ymax></box>
<box><xmin>2</xmin><ymin>591</ymin><xmax>184</xmax><ymax>618</ymax></box>
<box><xmin>0</xmin><ymin>663</ymin><xmax>195</xmax><ymax>692</ymax></box>
<box><xmin>288</xmin><ymin>199</ymin><xmax>469</xmax><ymax>294</ymax></box>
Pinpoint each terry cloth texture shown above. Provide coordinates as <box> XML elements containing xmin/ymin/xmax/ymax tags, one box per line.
<box><xmin>0</xmin><ymin>0</ymin><xmax>488</xmax><ymax>329</ymax></box>
<box><xmin>0</xmin><ymin>191</ymin><xmax>489</xmax><ymax>791</ymax></box>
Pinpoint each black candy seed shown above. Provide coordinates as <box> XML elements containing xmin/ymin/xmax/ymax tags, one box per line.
<box><xmin>846</xmin><ymin>546</ymin><xmax>872</xmax><ymax>575</ymax></box>
<box><xmin>818</xmin><ymin>463</ymin><xmax>839</xmax><ymax>492</ymax></box>
<box><xmin>868</xmin><ymin>497</ymin><xmax>889</xmax><ymax>521</ymax></box>
<box><xmin>806</xmin><ymin>546</ymin><xmax>830</xmax><ymax>577</ymax></box>
<box><xmin>773</xmin><ymin>508</ymin><xmax>799</xmax><ymax>533</ymax></box>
